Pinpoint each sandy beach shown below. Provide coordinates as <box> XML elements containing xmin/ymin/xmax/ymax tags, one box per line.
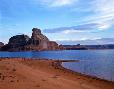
<box><xmin>0</xmin><ymin>58</ymin><xmax>114</xmax><ymax>89</ymax></box>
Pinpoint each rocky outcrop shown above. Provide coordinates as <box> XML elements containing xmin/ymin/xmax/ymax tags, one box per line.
<box><xmin>1</xmin><ymin>35</ymin><xmax>30</xmax><ymax>51</ymax></box>
<box><xmin>29</xmin><ymin>28</ymin><xmax>50</xmax><ymax>51</ymax></box>
<box><xmin>8</xmin><ymin>35</ymin><xmax>30</xmax><ymax>47</ymax></box>
<box><xmin>31</xmin><ymin>28</ymin><xmax>49</xmax><ymax>41</ymax></box>
<box><xmin>1</xmin><ymin>28</ymin><xmax>61</xmax><ymax>51</ymax></box>
<box><xmin>47</xmin><ymin>41</ymin><xmax>59</xmax><ymax>50</ymax></box>
<box><xmin>0</xmin><ymin>42</ymin><xmax>4</xmax><ymax>50</ymax></box>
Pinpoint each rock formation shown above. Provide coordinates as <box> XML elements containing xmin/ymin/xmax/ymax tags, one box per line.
<box><xmin>1</xmin><ymin>35</ymin><xmax>30</xmax><ymax>51</ymax></box>
<box><xmin>0</xmin><ymin>42</ymin><xmax>4</xmax><ymax>50</ymax></box>
<box><xmin>30</xmin><ymin>28</ymin><xmax>50</xmax><ymax>51</ymax></box>
<box><xmin>1</xmin><ymin>28</ymin><xmax>62</xmax><ymax>51</ymax></box>
<box><xmin>9</xmin><ymin>35</ymin><xmax>30</xmax><ymax>47</ymax></box>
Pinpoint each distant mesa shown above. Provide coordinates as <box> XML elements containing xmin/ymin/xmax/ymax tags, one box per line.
<box><xmin>1</xmin><ymin>28</ymin><xmax>64</xmax><ymax>51</ymax></box>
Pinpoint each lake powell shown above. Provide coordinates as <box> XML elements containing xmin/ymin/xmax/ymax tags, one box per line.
<box><xmin>0</xmin><ymin>50</ymin><xmax>114</xmax><ymax>81</ymax></box>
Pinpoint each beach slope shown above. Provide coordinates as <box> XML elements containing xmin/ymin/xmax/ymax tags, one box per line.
<box><xmin>0</xmin><ymin>58</ymin><xmax>114</xmax><ymax>89</ymax></box>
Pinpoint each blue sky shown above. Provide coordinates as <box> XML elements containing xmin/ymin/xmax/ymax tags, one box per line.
<box><xmin>0</xmin><ymin>0</ymin><xmax>114</xmax><ymax>45</ymax></box>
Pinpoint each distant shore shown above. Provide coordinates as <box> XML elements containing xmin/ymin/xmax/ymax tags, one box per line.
<box><xmin>0</xmin><ymin>58</ymin><xmax>114</xmax><ymax>89</ymax></box>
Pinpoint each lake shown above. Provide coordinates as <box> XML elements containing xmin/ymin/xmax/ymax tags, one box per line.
<box><xmin>0</xmin><ymin>50</ymin><xmax>114</xmax><ymax>81</ymax></box>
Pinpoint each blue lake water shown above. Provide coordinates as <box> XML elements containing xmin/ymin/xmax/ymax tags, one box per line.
<box><xmin>0</xmin><ymin>50</ymin><xmax>114</xmax><ymax>81</ymax></box>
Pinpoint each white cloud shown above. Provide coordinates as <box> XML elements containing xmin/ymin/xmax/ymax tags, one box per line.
<box><xmin>57</xmin><ymin>37</ymin><xmax>114</xmax><ymax>45</ymax></box>
<box><xmin>92</xmin><ymin>0</ymin><xmax>114</xmax><ymax>15</ymax></box>
<box><xmin>98</xmin><ymin>22</ymin><xmax>111</xmax><ymax>30</ymax></box>
<box><xmin>83</xmin><ymin>0</ymin><xmax>114</xmax><ymax>30</ymax></box>
<box><xmin>62</xmin><ymin>29</ymin><xmax>85</xmax><ymax>34</ymax></box>
<box><xmin>44</xmin><ymin>0</ymin><xmax>114</xmax><ymax>34</ymax></box>
<box><xmin>44</xmin><ymin>22</ymin><xmax>109</xmax><ymax>34</ymax></box>
<box><xmin>39</xmin><ymin>0</ymin><xmax>77</xmax><ymax>7</ymax></box>
<box><xmin>70</xmin><ymin>0</ymin><xmax>114</xmax><ymax>32</ymax></box>
<box><xmin>56</xmin><ymin>37</ymin><xmax>101</xmax><ymax>42</ymax></box>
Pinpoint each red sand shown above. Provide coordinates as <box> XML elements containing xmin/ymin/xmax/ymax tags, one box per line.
<box><xmin>0</xmin><ymin>58</ymin><xmax>114</xmax><ymax>89</ymax></box>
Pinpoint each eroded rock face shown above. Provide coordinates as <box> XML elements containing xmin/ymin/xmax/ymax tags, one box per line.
<box><xmin>1</xmin><ymin>28</ymin><xmax>61</xmax><ymax>51</ymax></box>
<box><xmin>31</xmin><ymin>28</ymin><xmax>49</xmax><ymax>41</ymax></box>
<box><xmin>30</xmin><ymin>28</ymin><xmax>50</xmax><ymax>50</ymax></box>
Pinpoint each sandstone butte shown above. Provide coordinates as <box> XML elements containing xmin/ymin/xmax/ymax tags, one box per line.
<box><xmin>0</xmin><ymin>28</ymin><xmax>64</xmax><ymax>51</ymax></box>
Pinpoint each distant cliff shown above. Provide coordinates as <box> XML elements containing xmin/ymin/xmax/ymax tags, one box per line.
<box><xmin>1</xmin><ymin>28</ymin><xmax>64</xmax><ymax>51</ymax></box>
<box><xmin>63</xmin><ymin>44</ymin><xmax>114</xmax><ymax>50</ymax></box>
<box><xmin>63</xmin><ymin>45</ymin><xmax>87</xmax><ymax>50</ymax></box>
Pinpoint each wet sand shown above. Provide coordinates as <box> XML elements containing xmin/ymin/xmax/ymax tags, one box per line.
<box><xmin>0</xmin><ymin>58</ymin><xmax>114</xmax><ymax>89</ymax></box>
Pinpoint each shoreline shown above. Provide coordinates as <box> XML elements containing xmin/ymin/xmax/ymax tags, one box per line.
<box><xmin>53</xmin><ymin>60</ymin><xmax>114</xmax><ymax>83</ymax></box>
<box><xmin>0</xmin><ymin>57</ymin><xmax>114</xmax><ymax>83</ymax></box>
<box><xmin>0</xmin><ymin>57</ymin><xmax>114</xmax><ymax>89</ymax></box>
<box><xmin>1</xmin><ymin>57</ymin><xmax>114</xmax><ymax>83</ymax></box>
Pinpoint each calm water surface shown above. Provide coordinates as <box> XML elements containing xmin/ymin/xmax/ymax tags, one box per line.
<box><xmin>0</xmin><ymin>50</ymin><xmax>114</xmax><ymax>81</ymax></box>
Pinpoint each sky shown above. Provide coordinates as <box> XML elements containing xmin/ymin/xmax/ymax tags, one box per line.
<box><xmin>0</xmin><ymin>0</ymin><xmax>114</xmax><ymax>45</ymax></box>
